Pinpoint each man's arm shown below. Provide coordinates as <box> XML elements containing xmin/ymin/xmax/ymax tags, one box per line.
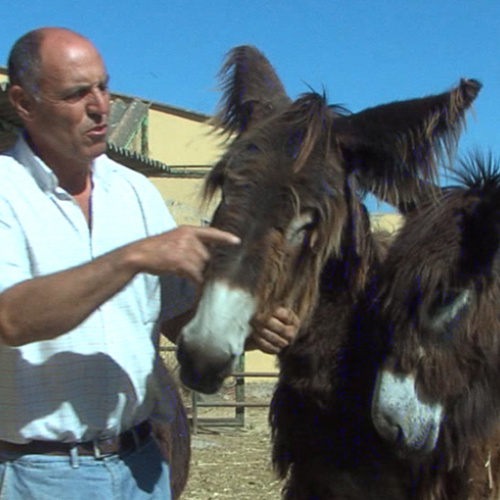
<box><xmin>0</xmin><ymin>226</ymin><xmax>239</xmax><ymax>346</ymax></box>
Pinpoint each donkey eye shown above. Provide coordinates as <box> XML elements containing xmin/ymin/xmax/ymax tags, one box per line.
<box><xmin>245</xmin><ymin>143</ymin><xmax>260</xmax><ymax>153</ymax></box>
<box><xmin>427</xmin><ymin>289</ymin><xmax>470</xmax><ymax>331</ymax></box>
<box><xmin>285</xmin><ymin>212</ymin><xmax>316</xmax><ymax>247</ymax></box>
<box><xmin>430</xmin><ymin>290</ymin><xmax>456</xmax><ymax>309</ymax></box>
<box><xmin>288</xmin><ymin>226</ymin><xmax>311</xmax><ymax>247</ymax></box>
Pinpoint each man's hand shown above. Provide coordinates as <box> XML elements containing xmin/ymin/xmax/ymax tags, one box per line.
<box><xmin>128</xmin><ymin>225</ymin><xmax>240</xmax><ymax>284</ymax></box>
<box><xmin>247</xmin><ymin>307</ymin><xmax>300</xmax><ymax>354</ymax></box>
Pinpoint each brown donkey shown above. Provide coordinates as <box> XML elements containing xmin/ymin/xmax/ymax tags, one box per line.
<box><xmin>175</xmin><ymin>45</ymin><xmax>481</xmax><ymax>397</ymax></box>
<box><xmin>367</xmin><ymin>154</ymin><xmax>500</xmax><ymax>499</ymax></box>
<box><xmin>270</xmin><ymin>156</ymin><xmax>500</xmax><ymax>499</ymax></box>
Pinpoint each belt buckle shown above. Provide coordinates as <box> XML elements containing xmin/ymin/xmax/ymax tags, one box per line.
<box><xmin>92</xmin><ymin>437</ymin><xmax>116</xmax><ymax>459</ymax></box>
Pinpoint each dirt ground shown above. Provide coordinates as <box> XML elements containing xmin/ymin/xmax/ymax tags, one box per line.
<box><xmin>180</xmin><ymin>412</ymin><xmax>500</xmax><ymax>500</ymax></box>
<box><xmin>178</xmin><ymin>392</ymin><xmax>500</xmax><ymax>500</ymax></box>
<box><xmin>180</xmin><ymin>390</ymin><xmax>282</xmax><ymax>500</ymax></box>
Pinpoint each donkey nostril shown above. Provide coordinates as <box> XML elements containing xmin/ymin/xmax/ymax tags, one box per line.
<box><xmin>373</xmin><ymin>407</ymin><xmax>404</xmax><ymax>444</ymax></box>
<box><xmin>394</xmin><ymin>424</ymin><xmax>404</xmax><ymax>444</ymax></box>
<box><xmin>383</xmin><ymin>418</ymin><xmax>403</xmax><ymax>444</ymax></box>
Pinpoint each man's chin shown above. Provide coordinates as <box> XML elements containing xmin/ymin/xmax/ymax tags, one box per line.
<box><xmin>85</xmin><ymin>141</ymin><xmax>108</xmax><ymax>160</ymax></box>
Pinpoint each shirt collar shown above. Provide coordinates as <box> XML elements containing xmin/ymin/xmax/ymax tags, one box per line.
<box><xmin>11</xmin><ymin>134</ymin><xmax>110</xmax><ymax>193</ymax></box>
<box><xmin>12</xmin><ymin>134</ymin><xmax>60</xmax><ymax>192</ymax></box>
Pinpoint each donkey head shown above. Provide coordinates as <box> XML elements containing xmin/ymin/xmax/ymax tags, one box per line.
<box><xmin>371</xmin><ymin>154</ymin><xmax>500</xmax><ymax>458</ymax></box>
<box><xmin>177</xmin><ymin>45</ymin><xmax>481</xmax><ymax>394</ymax></box>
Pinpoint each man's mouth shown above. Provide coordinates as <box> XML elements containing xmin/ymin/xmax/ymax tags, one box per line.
<box><xmin>87</xmin><ymin>125</ymin><xmax>108</xmax><ymax>138</ymax></box>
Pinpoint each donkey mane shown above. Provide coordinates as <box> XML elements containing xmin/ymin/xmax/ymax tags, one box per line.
<box><xmin>451</xmin><ymin>151</ymin><xmax>500</xmax><ymax>190</ymax></box>
<box><xmin>205</xmin><ymin>92</ymin><xmax>344</xmax><ymax>195</ymax></box>
<box><xmin>275</xmin><ymin>93</ymin><xmax>347</xmax><ymax>174</ymax></box>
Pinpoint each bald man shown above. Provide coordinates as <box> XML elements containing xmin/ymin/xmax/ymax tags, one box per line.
<box><xmin>0</xmin><ymin>28</ymin><xmax>298</xmax><ymax>499</ymax></box>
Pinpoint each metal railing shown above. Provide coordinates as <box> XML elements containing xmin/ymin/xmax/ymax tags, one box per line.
<box><xmin>159</xmin><ymin>346</ymin><xmax>278</xmax><ymax>432</ymax></box>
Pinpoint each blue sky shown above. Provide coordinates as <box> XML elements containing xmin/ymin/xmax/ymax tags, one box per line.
<box><xmin>2</xmin><ymin>0</ymin><xmax>499</xmax><ymax>212</ymax></box>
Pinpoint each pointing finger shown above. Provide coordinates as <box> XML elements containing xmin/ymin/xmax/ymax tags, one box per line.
<box><xmin>193</xmin><ymin>226</ymin><xmax>241</xmax><ymax>246</ymax></box>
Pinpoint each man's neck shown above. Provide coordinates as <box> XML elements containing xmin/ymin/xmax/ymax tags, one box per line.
<box><xmin>71</xmin><ymin>177</ymin><xmax>93</xmax><ymax>226</ymax></box>
<box><xmin>52</xmin><ymin>165</ymin><xmax>92</xmax><ymax>196</ymax></box>
<box><xmin>24</xmin><ymin>133</ymin><xmax>93</xmax><ymax>196</ymax></box>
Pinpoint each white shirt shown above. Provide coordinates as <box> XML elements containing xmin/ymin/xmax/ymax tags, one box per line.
<box><xmin>0</xmin><ymin>136</ymin><xmax>188</xmax><ymax>444</ymax></box>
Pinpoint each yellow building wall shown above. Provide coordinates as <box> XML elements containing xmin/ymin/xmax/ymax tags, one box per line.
<box><xmin>148</xmin><ymin>107</ymin><xmax>223</xmax><ymax>167</ymax></box>
<box><xmin>371</xmin><ymin>213</ymin><xmax>403</xmax><ymax>233</ymax></box>
<box><xmin>245</xmin><ymin>350</ymin><xmax>279</xmax><ymax>378</ymax></box>
<box><xmin>146</xmin><ymin>106</ymin><xmax>225</xmax><ymax>225</ymax></box>
<box><xmin>150</xmin><ymin>177</ymin><xmax>211</xmax><ymax>225</ymax></box>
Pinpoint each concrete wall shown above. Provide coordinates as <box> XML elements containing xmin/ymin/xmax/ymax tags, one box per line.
<box><xmin>151</xmin><ymin>177</ymin><xmax>208</xmax><ymax>225</ymax></box>
<box><xmin>148</xmin><ymin>107</ymin><xmax>222</xmax><ymax>167</ymax></box>
<box><xmin>371</xmin><ymin>212</ymin><xmax>403</xmax><ymax>233</ymax></box>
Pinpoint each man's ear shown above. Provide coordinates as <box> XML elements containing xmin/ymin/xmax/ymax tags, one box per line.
<box><xmin>8</xmin><ymin>85</ymin><xmax>37</xmax><ymax>122</ymax></box>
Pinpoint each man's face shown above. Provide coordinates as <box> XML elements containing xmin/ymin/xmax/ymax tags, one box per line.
<box><xmin>25</xmin><ymin>36</ymin><xmax>110</xmax><ymax>167</ymax></box>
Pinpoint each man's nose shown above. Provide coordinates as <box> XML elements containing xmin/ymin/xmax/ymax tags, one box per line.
<box><xmin>87</xmin><ymin>87</ymin><xmax>110</xmax><ymax>117</ymax></box>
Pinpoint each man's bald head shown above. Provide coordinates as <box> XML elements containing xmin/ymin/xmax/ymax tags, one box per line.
<box><xmin>8</xmin><ymin>27</ymin><xmax>97</xmax><ymax>97</ymax></box>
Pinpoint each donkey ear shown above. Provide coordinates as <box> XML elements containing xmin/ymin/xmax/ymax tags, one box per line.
<box><xmin>459</xmin><ymin>198</ymin><xmax>500</xmax><ymax>280</ymax></box>
<box><xmin>334</xmin><ymin>79</ymin><xmax>482</xmax><ymax>207</ymax></box>
<box><xmin>212</xmin><ymin>45</ymin><xmax>291</xmax><ymax>136</ymax></box>
<box><xmin>458</xmin><ymin>154</ymin><xmax>500</xmax><ymax>279</ymax></box>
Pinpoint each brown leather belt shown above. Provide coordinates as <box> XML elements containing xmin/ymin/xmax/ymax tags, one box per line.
<box><xmin>0</xmin><ymin>420</ymin><xmax>152</xmax><ymax>457</ymax></box>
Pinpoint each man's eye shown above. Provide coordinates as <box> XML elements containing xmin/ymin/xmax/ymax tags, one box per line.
<box><xmin>64</xmin><ymin>89</ymin><xmax>88</xmax><ymax>101</ymax></box>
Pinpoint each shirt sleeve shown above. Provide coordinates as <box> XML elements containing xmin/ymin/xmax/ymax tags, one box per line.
<box><xmin>121</xmin><ymin>167</ymin><xmax>178</xmax><ymax>235</ymax></box>
<box><xmin>120</xmin><ymin>167</ymin><xmax>196</xmax><ymax>319</ymax></box>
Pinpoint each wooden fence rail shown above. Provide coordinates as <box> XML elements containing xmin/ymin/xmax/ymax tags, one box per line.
<box><xmin>160</xmin><ymin>346</ymin><xmax>278</xmax><ymax>432</ymax></box>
